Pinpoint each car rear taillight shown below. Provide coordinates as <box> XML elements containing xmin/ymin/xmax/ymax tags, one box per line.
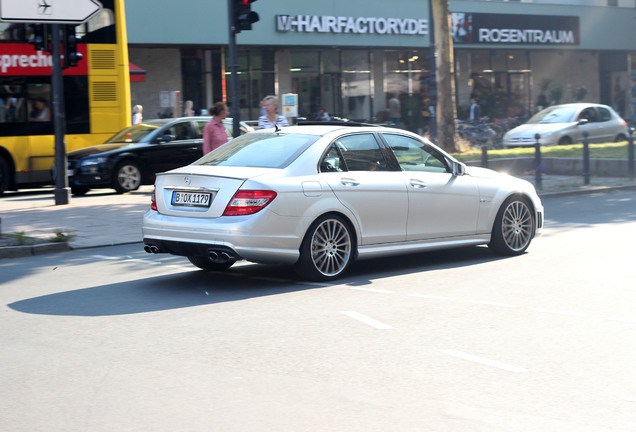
<box><xmin>151</xmin><ymin>186</ymin><xmax>157</xmax><ymax>211</ymax></box>
<box><xmin>223</xmin><ymin>190</ymin><xmax>277</xmax><ymax>216</ymax></box>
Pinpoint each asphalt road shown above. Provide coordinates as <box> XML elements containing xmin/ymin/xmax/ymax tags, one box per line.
<box><xmin>1</xmin><ymin>190</ymin><xmax>636</xmax><ymax>431</ymax></box>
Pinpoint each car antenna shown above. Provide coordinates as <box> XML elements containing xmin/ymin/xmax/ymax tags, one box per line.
<box><xmin>275</xmin><ymin>124</ymin><xmax>281</xmax><ymax>133</ymax></box>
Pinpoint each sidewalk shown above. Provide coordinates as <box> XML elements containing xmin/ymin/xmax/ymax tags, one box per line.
<box><xmin>1</xmin><ymin>176</ymin><xmax>636</xmax><ymax>258</ymax></box>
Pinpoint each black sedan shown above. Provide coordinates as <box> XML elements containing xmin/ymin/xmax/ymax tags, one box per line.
<box><xmin>66</xmin><ymin>117</ymin><xmax>253</xmax><ymax>195</ymax></box>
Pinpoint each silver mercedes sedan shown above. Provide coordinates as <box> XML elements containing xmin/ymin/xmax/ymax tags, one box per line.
<box><xmin>142</xmin><ymin>123</ymin><xmax>544</xmax><ymax>281</ymax></box>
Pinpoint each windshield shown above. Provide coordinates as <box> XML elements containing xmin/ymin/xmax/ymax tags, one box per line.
<box><xmin>195</xmin><ymin>133</ymin><xmax>319</xmax><ymax>169</ymax></box>
<box><xmin>106</xmin><ymin>123</ymin><xmax>161</xmax><ymax>143</ymax></box>
<box><xmin>527</xmin><ymin>106</ymin><xmax>578</xmax><ymax>124</ymax></box>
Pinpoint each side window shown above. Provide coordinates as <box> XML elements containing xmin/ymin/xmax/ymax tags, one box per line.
<box><xmin>383</xmin><ymin>134</ymin><xmax>449</xmax><ymax>173</ymax></box>
<box><xmin>336</xmin><ymin>134</ymin><xmax>388</xmax><ymax>172</ymax></box>
<box><xmin>194</xmin><ymin>120</ymin><xmax>208</xmax><ymax>138</ymax></box>
<box><xmin>319</xmin><ymin>144</ymin><xmax>344</xmax><ymax>172</ymax></box>
<box><xmin>162</xmin><ymin>122</ymin><xmax>192</xmax><ymax>141</ymax></box>
<box><xmin>578</xmin><ymin>108</ymin><xmax>598</xmax><ymax>122</ymax></box>
<box><xmin>598</xmin><ymin>107</ymin><xmax>612</xmax><ymax>122</ymax></box>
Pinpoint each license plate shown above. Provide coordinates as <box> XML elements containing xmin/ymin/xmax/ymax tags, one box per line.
<box><xmin>171</xmin><ymin>191</ymin><xmax>212</xmax><ymax>208</ymax></box>
<box><xmin>67</xmin><ymin>169</ymin><xmax>74</xmax><ymax>177</ymax></box>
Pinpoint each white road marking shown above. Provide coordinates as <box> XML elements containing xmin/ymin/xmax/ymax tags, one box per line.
<box><xmin>341</xmin><ymin>311</ymin><xmax>393</xmax><ymax>330</ymax></box>
<box><xmin>91</xmin><ymin>255</ymin><xmax>120</xmax><ymax>260</ymax></box>
<box><xmin>605</xmin><ymin>317</ymin><xmax>636</xmax><ymax>324</ymax></box>
<box><xmin>409</xmin><ymin>294</ymin><xmax>455</xmax><ymax>301</ymax></box>
<box><xmin>467</xmin><ymin>300</ymin><xmax>517</xmax><ymax>308</ymax></box>
<box><xmin>166</xmin><ymin>264</ymin><xmax>198</xmax><ymax>271</ymax></box>
<box><xmin>440</xmin><ymin>349</ymin><xmax>529</xmax><ymax>374</ymax></box>
<box><xmin>126</xmin><ymin>258</ymin><xmax>162</xmax><ymax>265</ymax></box>
<box><xmin>530</xmin><ymin>308</ymin><xmax>589</xmax><ymax>317</ymax></box>
<box><xmin>350</xmin><ymin>287</ymin><xmax>394</xmax><ymax>294</ymax></box>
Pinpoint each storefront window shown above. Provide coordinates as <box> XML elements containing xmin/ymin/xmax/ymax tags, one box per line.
<box><xmin>342</xmin><ymin>50</ymin><xmax>371</xmax><ymax>122</ymax></box>
<box><xmin>291</xmin><ymin>51</ymin><xmax>321</xmax><ymax>118</ymax></box>
<box><xmin>383</xmin><ymin>50</ymin><xmax>432</xmax><ymax>133</ymax></box>
<box><xmin>467</xmin><ymin>50</ymin><xmax>532</xmax><ymax>119</ymax></box>
<box><xmin>232</xmin><ymin>49</ymin><xmax>275</xmax><ymax>121</ymax></box>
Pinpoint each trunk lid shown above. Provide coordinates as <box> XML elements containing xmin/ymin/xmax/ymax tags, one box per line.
<box><xmin>154</xmin><ymin>166</ymin><xmax>275</xmax><ymax>218</ymax></box>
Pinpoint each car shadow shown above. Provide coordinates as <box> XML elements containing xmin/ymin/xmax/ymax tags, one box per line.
<box><xmin>8</xmin><ymin>246</ymin><xmax>511</xmax><ymax>317</ymax></box>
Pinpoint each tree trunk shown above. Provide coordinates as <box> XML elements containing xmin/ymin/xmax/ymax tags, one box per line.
<box><xmin>431</xmin><ymin>0</ymin><xmax>459</xmax><ymax>153</ymax></box>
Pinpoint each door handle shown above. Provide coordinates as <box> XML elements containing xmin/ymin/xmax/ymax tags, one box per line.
<box><xmin>410</xmin><ymin>179</ymin><xmax>427</xmax><ymax>188</ymax></box>
<box><xmin>340</xmin><ymin>177</ymin><xmax>360</xmax><ymax>186</ymax></box>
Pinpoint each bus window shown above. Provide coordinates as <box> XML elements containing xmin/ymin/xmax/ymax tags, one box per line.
<box><xmin>0</xmin><ymin>0</ymin><xmax>128</xmax><ymax>194</ymax></box>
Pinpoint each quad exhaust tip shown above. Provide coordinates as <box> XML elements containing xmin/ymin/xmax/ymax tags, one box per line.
<box><xmin>144</xmin><ymin>244</ymin><xmax>159</xmax><ymax>254</ymax></box>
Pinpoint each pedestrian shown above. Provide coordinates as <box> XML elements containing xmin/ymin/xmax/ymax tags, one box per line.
<box><xmin>132</xmin><ymin>104</ymin><xmax>143</xmax><ymax>124</ymax></box>
<box><xmin>388</xmin><ymin>93</ymin><xmax>401</xmax><ymax>127</ymax></box>
<box><xmin>202</xmin><ymin>101</ymin><xmax>229</xmax><ymax>155</ymax></box>
<box><xmin>183</xmin><ymin>100</ymin><xmax>195</xmax><ymax>117</ymax></box>
<box><xmin>30</xmin><ymin>97</ymin><xmax>50</xmax><ymax>122</ymax></box>
<box><xmin>469</xmin><ymin>97</ymin><xmax>481</xmax><ymax>123</ymax></box>
<box><xmin>258</xmin><ymin>95</ymin><xmax>289</xmax><ymax>129</ymax></box>
<box><xmin>318</xmin><ymin>107</ymin><xmax>331</xmax><ymax>121</ymax></box>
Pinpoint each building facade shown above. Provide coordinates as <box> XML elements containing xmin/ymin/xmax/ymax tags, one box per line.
<box><xmin>124</xmin><ymin>0</ymin><xmax>636</xmax><ymax>130</ymax></box>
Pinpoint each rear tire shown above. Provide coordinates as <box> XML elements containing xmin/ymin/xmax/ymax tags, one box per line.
<box><xmin>113</xmin><ymin>161</ymin><xmax>141</xmax><ymax>193</ymax></box>
<box><xmin>296</xmin><ymin>214</ymin><xmax>354</xmax><ymax>281</ymax></box>
<box><xmin>615</xmin><ymin>133</ymin><xmax>627</xmax><ymax>143</ymax></box>
<box><xmin>188</xmin><ymin>255</ymin><xmax>236</xmax><ymax>271</ymax></box>
<box><xmin>71</xmin><ymin>187</ymin><xmax>90</xmax><ymax>196</ymax></box>
<box><xmin>489</xmin><ymin>196</ymin><xmax>534</xmax><ymax>256</ymax></box>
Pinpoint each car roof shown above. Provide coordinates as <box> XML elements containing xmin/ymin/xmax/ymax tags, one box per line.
<box><xmin>251</xmin><ymin>122</ymin><xmax>403</xmax><ymax>137</ymax></box>
<box><xmin>550</xmin><ymin>103</ymin><xmax>611</xmax><ymax>110</ymax></box>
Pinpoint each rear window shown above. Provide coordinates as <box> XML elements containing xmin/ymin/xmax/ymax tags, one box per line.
<box><xmin>195</xmin><ymin>133</ymin><xmax>318</xmax><ymax>169</ymax></box>
<box><xmin>106</xmin><ymin>124</ymin><xmax>160</xmax><ymax>143</ymax></box>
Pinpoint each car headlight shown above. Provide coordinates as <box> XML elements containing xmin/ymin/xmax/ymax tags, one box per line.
<box><xmin>79</xmin><ymin>156</ymin><xmax>108</xmax><ymax>167</ymax></box>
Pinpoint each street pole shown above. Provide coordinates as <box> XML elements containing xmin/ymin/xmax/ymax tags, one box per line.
<box><xmin>51</xmin><ymin>24</ymin><xmax>70</xmax><ymax>205</ymax></box>
<box><xmin>227</xmin><ymin>0</ymin><xmax>240</xmax><ymax>138</ymax></box>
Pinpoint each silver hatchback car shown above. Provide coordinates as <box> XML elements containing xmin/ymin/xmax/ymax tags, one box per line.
<box><xmin>503</xmin><ymin>103</ymin><xmax>628</xmax><ymax>148</ymax></box>
<box><xmin>143</xmin><ymin>123</ymin><xmax>544</xmax><ymax>281</ymax></box>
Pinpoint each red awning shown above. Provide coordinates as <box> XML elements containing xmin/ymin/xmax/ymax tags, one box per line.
<box><xmin>129</xmin><ymin>62</ymin><xmax>146</xmax><ymax>83</ymax></box>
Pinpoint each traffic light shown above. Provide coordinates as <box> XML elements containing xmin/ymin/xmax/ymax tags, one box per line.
<box><xmin>234</xmin><ymin>0</ymin><xmax>259</xmax><ymax>33</ymax></box>
<box><xmin>27</xmin><ymin>24</ymin><xmax>46</xmax><ymax>51</ymax></box>
<box><xmin>63</xmin><ymin>25</ymin><xmax>83</xmax><ymax>68</ymax></box>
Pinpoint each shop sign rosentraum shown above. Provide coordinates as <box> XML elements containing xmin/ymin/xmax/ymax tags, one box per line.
<box><xmin>276</xmin><ymin>15</ymin><xmax>428</xmax><ymax>35</ymax></box>
<box><xmin>451</xmin><ymin>13</ymin><xmax>579</xmax><ymax>46</ymax></box>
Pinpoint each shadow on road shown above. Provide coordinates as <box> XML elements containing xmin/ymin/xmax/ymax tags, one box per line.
<box><xmin>9</xmin><ymin>246</ymin><xmax>509</xmax><ymax>317</ymax></box>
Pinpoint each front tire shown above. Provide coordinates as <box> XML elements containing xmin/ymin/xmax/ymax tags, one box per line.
<box><xmin>489</xmin><ymin>196</ymin><xmax>534</xmax><ymax>256</ymax></box>
<box><xmin>113</xmin><ymin>161</ymin><xmax>141</xmax><ymax>193</ymax></box>
<box><xmin>296</xmin><ymin>214</ymin><xmax>354</xmax><ymax>281</ymax></box>
<box><xmin>558</xmin><ymin>136</ymin><xmax>572</xmax><ymax>146</ymax></box>
<box><xmin>188</xmin><ymin>255</ymin><xmax>236</xmax><ymax>271</ymax></box>
<box><xmin>0</xmin><ymin>157</ymin><xmax>10</xmax><ymax>195</ymax></box>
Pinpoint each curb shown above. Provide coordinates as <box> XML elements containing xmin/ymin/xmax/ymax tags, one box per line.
<box><xmin>537</xmin><ymin>184</ymin><xmax>636</xmax><ymax>199</ymax></box>
<box><xmin>0</xmin><ymin>242</ymin><xmax>70</xmax><ymax>259</ymax></box>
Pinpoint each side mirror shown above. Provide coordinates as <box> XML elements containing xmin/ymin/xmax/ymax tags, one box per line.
<box><xmin>452</xmin><ymin>161</ymin><xmax>466</xmax><ymax>176</ymax></box>
<box><xmin>577</xmin><ymin>118</ymin><xmax>589</xmax><ymax>126</ymax></box>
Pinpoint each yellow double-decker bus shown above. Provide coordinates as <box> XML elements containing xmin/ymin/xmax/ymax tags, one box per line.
<box><xmin>0</xmin><ymin>0</ymin><xmax>131</xmax><ymax>194</ymax></box>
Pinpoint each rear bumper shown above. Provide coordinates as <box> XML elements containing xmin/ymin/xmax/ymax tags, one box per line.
<box><xmin>142</xmin><ymin>209</ymin><xmax>303</xmax><ymax>265</ymax></box>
